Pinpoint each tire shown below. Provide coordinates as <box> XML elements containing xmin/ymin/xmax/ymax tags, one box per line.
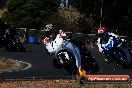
<box><xmin>88</xmin><ymin>60</ymin><xmax>99</xmax><ymax>74</ymax></box>
<box><xmin>53</xmin><ymin>58</ymin><xmax>62</xmax><ymax>69</ymax></box>
<box><xmin>113</xmin><ymin>47</ymin><xmax>131</xmax><ymax>68</ymax></box>
<box><xmin>0</xmin><ymin>39</ymin><xmax>2</xmax><ymax>48</ymax></box>
<box><xmin>15</xmin><ymin>44</ymin><xmax>25</xmax><ymax>52</ymax></box>
<box><xmin>3</xmin><ymin>37</ymin><xmax>25</xmax><ymax>52</ymax></box>
<box><xmin>57</xmin><ymin>50</ymin><xmax>78</xmax><ymax>75</ymax></box>
<box><xmin>0</xmin><ymin>38</ymin><xmax>3</xmax><ymax>48</ymax></box>
<box><xmin>126</xmin><ymin>47</ymin><xmax>132</xmax><ymax>67</ymax></box>
<box><xmin>82</xmin><ymin>51</ymin><xmax>99</xmax><ymax>74</ymax></box>
<box><xmin>4</xmin><ymin>44</ymin><xmax>12</xmax><ymax>52</ymax></box>
<box><xmin>3</xmin><ymin>38</ymin><xmax>13</xmax><ymax>51</ymax></box>
<box><xmin>14</xmin><ymin>37</ymin><xmax>26</xmax><ymax>52</ymax></box>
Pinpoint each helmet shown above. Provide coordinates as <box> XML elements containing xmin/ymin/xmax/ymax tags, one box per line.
<box><xmin>59</xmin><ymin>30</ymin><xmax>63</xmax><ymax>33</ymax></box>
<box><xmin>45</xmin><ymin>24</ymin><xmax>53</xmax><ymax>31</ymax></box>
<box><xmin>97</xmin><ymin>27</ymin><xmax>107</xmax><ymax>37</ymax></box>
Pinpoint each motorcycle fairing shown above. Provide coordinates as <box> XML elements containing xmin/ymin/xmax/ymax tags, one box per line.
<box><xmin>101</xmin><ymin>37</ymin><xmax>116</xmax><ymax>52</ymax></box>
<box><xmin>45</xmin><ymin>34</ymin><xmax>63</xmax><ymax>54</ymax></box>
<box><xmin>101</xmin><ymin>36</ymin><xmax>131</xmax><ymax>64</ymax></box>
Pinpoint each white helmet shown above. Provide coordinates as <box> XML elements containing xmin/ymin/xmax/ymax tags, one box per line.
<box><xmin>45</xmin><ymin>24</ymin><xmax>53</xmax><ymax>31</ymax></box>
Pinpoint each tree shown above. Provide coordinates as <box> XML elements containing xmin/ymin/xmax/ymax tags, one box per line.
<box><xmin>72</xmin><ymin>0</ymin><xmax>97</xmax><ymax>17</ymax></box>
<box><xmin>71</xmin><ymin>0</ymin><xmax>99</xmax><ymax>33</ymax></box>
<box><xmin>72</xmin><ymin>0</ymin><xmax>132</xmax><ymax>35</ymax></box>
<box><xmin>2</xmin><ymin>0</ymin><xmax>60</xmax><ymax>29</ymax></box>
<box><xmin>0</xmin><ymin>0</ymin><xmax>7</xmax><ymax>9</ymax></box>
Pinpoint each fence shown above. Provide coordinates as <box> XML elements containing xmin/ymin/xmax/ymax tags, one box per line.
<box><xmin>16</xmin><ymin>28</ymin><xmax>132</xmax><ymax>49</ymax></box>
<box><xmin>16</xmin><ymin>28</ymin><xmax>45</xmax><ymax>44</ymax></box>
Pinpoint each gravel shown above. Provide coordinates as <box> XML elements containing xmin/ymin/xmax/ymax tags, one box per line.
<box><xmin>0</xmin><ymin>79</ymin><xmax>132</xmax><ymax>88</ymax></box>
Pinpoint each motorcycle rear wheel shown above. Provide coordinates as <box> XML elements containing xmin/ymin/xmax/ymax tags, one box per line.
<box><xmin>82</xmin><ymin>51</ymin><xmax>99</xmax><ymax>74</ymax></box>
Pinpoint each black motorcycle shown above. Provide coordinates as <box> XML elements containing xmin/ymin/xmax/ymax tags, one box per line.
<box><xmin>0</xmin><ymin>35</ymin><xmax>25</xmax><ymax>52</ymax></box>
<box><xmin>0</xmin><ymin>21</ymin><xmax>25</xmax><ymax>52</ymax></box>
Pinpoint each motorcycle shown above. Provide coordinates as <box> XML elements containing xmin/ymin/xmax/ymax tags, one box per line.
<box><xmin>0</xmin><ymin>25</ymin><xmax>25</xmax><ymax>52</ymax></box>
<box><xmin>44</xmin><ymin>34</ymin><xmax>99</xmax><ymax>75</ymax></box>
<box><xmin>100</xmin><ymin>36</ymin><xmax>132</xmax><ymax>68</ymax></box>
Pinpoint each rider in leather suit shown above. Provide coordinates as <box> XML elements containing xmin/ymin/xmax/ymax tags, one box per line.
<box><xmin>97</xmin><ymin>27</ymin><xmax>118</xmax><ymax>63</ymax></box>
<box><xmin>44</xmin><ymin>24</ymin><xmax>86</xmax><ymax>76</ymax></box>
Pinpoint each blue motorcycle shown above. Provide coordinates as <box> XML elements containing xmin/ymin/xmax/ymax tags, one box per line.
<box><xmin>101</xmin><ymin>36</ymin><xmax>132</xmax><ymax>68</ymax></box>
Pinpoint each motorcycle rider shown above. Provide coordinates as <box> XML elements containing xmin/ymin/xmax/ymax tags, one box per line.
<box><xmin>43</xmin><ymin>23</ymin><xmax>86</xmax><ymax>76</ymax></box>
<box><xmin>43</xmin><ymin>24</ymin><xmax>67</xmax><ymax>44</ymax></box>
<box><xmin>97</xmin><ymin>27</ymin><xmax>119</xmax><ymax>63</ymax></box>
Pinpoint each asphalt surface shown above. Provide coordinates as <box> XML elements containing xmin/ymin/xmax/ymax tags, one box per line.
<box><xmin>0</xmin><ymin>44</ymin><xmax>132</xmax><ymax>80</ymax></box>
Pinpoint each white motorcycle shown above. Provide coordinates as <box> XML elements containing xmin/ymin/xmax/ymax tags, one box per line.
<box><xmin>44</xmin><ymin>34</ymin><xmax>99</xmax><ymax>75</ymax></box>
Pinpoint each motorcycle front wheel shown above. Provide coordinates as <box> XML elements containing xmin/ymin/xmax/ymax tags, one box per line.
<box><xmin>53</xmin><ymin>58</ymin><xmax>62</xmax><ymax>69</ymax></box>
<box><xmin>57</xmin><ymin>50</ymin><xmax>78</xmax><ymax>75</ymax></box>
<box><xmin>15</xmin><ymin>43</ymin><xmax>25</xmax><ymax>52</ymax></box>
<box><xmin>112</xmin><ymin>47</ymin><xmax>132</xmax><ymax>68</ymax></box>
<box><xmin>3</xmin><ymin>37</ymin><xmax>25</xmax><ymax>52</ymax></box>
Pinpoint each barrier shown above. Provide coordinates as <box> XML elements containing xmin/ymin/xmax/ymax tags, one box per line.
<box><xmin>16</xmin><ymin>28</ymin><xmax>132</xmax><ymax>47</ymax></box>
<box><xmin>27</xmin><ymin>36</ymin><xmax>37</xmax><ymax>43</ymax></box>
